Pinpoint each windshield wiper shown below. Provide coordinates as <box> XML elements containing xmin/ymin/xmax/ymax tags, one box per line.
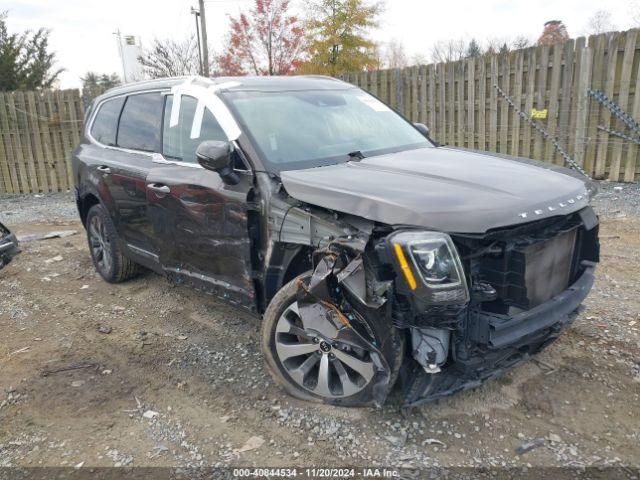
<box><xmin>347</xmin><ymin>150</ymin><xmax>365</xmax><ymax>161</ymax></box>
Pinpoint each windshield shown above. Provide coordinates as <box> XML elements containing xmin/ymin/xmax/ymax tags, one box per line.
<box><xmin>222</xmin><ymin>88</ymin><xmax>432</xmax><ymax>172</ymax></box>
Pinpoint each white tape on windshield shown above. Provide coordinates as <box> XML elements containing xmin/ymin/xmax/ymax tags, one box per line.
<box><xmin>357</xmin><ymin>94</ymin><xmax>391</xmax><ymax>112</ymax></box>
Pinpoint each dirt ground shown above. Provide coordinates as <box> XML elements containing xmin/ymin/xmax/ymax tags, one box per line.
<box><xmin>0</xmin><ymin>191</ymin><xmax>639</xmax><ymax>476</ymax></box>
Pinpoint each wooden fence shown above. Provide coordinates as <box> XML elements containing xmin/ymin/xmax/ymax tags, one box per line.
<box><xmin>2</xmin><ymin>30</ymin><xmax>640</xmax><ymax>195</ymax></box>
<box><xmin>341</xmin><ymin>29</ymin><xmax>640</xmax><ymax>182</ymax></box>
<box><xmin>0</xmin><ymin>89</ymin><xmax>83</xmax><ymax>194</ymax></box>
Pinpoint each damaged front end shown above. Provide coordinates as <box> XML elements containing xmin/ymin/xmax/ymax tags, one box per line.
<box><xmin>259</xmin><ymin>166</ymin><xmax>599</xmax><ymax>407</ymax></box>
<box><xmin>266</xmin><ymin>189</ymin><xmax>598</xmax><ymax>406</ymax></box>
<box><xmin>382</xmin><ymin>207</ymin><xmax>598</xmax><ymax>406</ymax></box>
<box><xmin>0</xmin><ymin>222</ymin><xmax>20</xmax><ymax>271</ymax></box>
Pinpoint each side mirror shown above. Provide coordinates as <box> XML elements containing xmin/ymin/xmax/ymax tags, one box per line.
<box><xmin>196</xmin><ymin>140</ymin><xmax>239</xmax><ymax>185</ymax></box>
<box><xmin>413</xmin><ymin>122</ymin><xmax>430</xmax><ymax>138</ymax></box>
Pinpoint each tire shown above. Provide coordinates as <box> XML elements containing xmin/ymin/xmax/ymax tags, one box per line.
<box><xmin>85</xmin><ymin>204</ymin><xmax>140</xmax><ymax>283</ymax></box>
<box><xmin>261</xmin><ymin>273</ymin><xmax>404</xmax><ymax>407</ymax></box>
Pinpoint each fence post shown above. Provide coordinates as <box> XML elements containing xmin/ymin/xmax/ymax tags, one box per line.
<box><xmin>624</xmin><ymin>32</ymin><xmax>640</xmax><ymax>182</ymax></box>
<box><xmin>545</xmin><ymin>43</ymin><xmax>563</xmax><ymax>163</ymax></box>
<box><xmin>594</xmin><ymin>33</ymin><xmax>620</xmax><ymax>178</ymax></box>
<box><xmin>608</xmin><ymin>30</ymin><xmax>637</xmax><ymax>181</ymax></box>
<box><xmin>488</xmin><ymin>55</ymin><xmax>498</xmax><ymax>152</ymax></box>
<box><xmin>574</xmin><ymin>47</ymin><xmax>593</xmax><ymax>170</ymax></box>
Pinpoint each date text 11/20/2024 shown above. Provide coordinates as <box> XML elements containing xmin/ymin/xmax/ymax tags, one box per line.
<box><xmin>232</xmin><ymin>467</ymin><xmax>400</xmax><ymax>478</ymax></box>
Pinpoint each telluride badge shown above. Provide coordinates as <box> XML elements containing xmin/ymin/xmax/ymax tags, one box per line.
<box><xmin>518</xmin><ymin>194</ymin><xmax>585</xmax><ymax>219</ymax></box>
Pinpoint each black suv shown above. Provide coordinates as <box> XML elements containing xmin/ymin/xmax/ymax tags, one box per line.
<box><xmin>73</xmin><ymin>76</ymin><xmax>599</xmax><ymax>407</ymax></box>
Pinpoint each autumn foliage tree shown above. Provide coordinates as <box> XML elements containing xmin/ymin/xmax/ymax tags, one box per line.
<box><xmin>218</xmin><ymin>0</ymin><xmax>304</xmax><ymax>76</ymax></box>
<box><xmin>537</xmin><ymin>20</ymin><xmax>570</xmax><ymax>45</ymax></box>
<box><xmin>299</xmin><ymin>0</ymin><xmax>382</xmax><ymax>75</ymax></box>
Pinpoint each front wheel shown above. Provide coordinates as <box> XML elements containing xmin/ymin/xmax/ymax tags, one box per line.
<box><xmin>261</xmin><ymin>273</ymin><xmax>404</xmax><ymax>407</ymax></box>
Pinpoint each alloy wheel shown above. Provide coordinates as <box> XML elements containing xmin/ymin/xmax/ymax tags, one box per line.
<box><xmin>274</xmin><ymin>302</ymin><xmax>376</xmax><ymax>399</ymax></box>
<box><xmin>89</xmin><ymin>215</ymin><xmax>112</xmax><ymax>274</ymax></box>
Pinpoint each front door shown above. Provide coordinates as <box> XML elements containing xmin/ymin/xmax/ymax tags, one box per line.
<box><xmin>146</xmin><ymin>93</ymin><xmax>257</xmax><ymax>312</ymax></box>
<box><xmin>110</xmin><ymin>91</ymin><xmax>165</xmax><ymax>259</ymax></box>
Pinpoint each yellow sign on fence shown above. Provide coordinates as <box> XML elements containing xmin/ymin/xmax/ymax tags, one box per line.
<box><xmin>531</xmin><ymin>108</ymin><xmax>548</xmax><ymax>119</ymax></box>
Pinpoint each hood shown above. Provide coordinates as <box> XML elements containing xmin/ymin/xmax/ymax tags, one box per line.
<box><xmin>280</xmin><ymin>147</ymin><xmax>591</xmax><ymax>234</ymax></box>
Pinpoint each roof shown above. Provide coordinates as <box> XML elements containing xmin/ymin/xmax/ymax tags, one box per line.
<box><xmin>95</xmin><ymin>75</ymin><xmax>353</xmax><ymax>104</ymax></box>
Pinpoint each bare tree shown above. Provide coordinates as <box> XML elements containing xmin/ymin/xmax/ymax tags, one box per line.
<box><xmin>485</xmin><ymin>35</ymin><xmax>531</xmax><ymax>54</ymax></box>
<box><xmin>430</xmin><ymin>38</ymin><xmax>466</xmax><ymax>63</ymax></box>
<box><xmin>138</xmin><ymin>36</ymin><xmax>204</xmax><ymax>79</ymax></box>
<box><xmin>511</xmin><ymin>35</ymin><xmax>531</xmax><ymax>50</ymax></box>
<box><xmin>382</xmin><ymin>38</ymin><xmax>408</xmax><ymax>69</ymax></box>
<box><xmin>585</xmin><ymin>10</ymin><xmax>616</xmax><ymax>34</ymax></box>
<box><xmin>410</xmin><ymin>52</ymin><xmax>428</xmax><ymax>65</ymax></box>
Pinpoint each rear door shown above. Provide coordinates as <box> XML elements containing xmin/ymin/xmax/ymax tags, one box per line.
<box><xmin>146</xmin><ymin>93</ymin><xmax>257</xmax><ymax>312</ymax></box>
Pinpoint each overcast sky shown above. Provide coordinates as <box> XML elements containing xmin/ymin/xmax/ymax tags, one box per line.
<box><xmin>4</xmin><ymin>0</ymin><xmax>639</xmax><ymax>89</ymax></box>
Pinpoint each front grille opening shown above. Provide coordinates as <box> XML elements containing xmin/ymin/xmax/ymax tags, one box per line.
<box><xmin>454</xmin><ymin>209</ymin><xmax>598</xmax><ymax>315</ymax></box>
<box><xmin>477</xmin><ymin>229</ymin><xmax>578</xmax><ymax>312</ymax></box>
<box><xmin>523</xmin><ymin>229</ymin><xmax>576</xmax><ymax>307</ymax></box>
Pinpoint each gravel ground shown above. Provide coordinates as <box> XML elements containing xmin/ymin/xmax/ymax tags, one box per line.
<box><xmin>592</xmin><ymin>181</ymin><xmax>640</xmax><ymax>218</ymax></box>
<box><xmin>0</xmin><ymin>192</ymin><xmax>76</xmax><ymax>226</ymax></box>
<box><xmin>0</xmin><ymin>181</ymin><xmax>638</xmax><ymax>476</ymax></box>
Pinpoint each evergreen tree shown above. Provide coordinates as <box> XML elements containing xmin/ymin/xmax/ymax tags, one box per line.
<box><xmin>81</xmin><ymin>72</ymin><xmax>120</xmax><ymax>107</ymax></box>
<box><xmin>466</xmin><ymin>39</ymin><xmax>482</xmax><ymax>58</ymax></box>
<box><xmin>0</xmin><ymin>11</ymin><xmax>63</xmax><ymax>91</ymax></box>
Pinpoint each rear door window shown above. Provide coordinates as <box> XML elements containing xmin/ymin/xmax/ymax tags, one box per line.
<box><xmin>90</xmin><ymin>97</ymin><xmax>125</xmax><ymax>146</ymax></box>
<box><xmin>117</xmin><ymin>92</ymin><xmax>164</xmax><ymax>152</ymax></box>
<box><xmin>162</xmin><ymin>95</ymin><xmax>227</xmax><ymax>163</ymax></box>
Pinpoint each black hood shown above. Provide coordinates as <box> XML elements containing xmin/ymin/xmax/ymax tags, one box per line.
<box><xmin>280</xmin><ymin>147</ymin><xmax>591</xmax><ymax>234</ymax></box>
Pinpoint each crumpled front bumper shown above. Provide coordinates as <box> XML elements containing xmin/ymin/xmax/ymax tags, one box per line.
<box><xmin>0</xmin><ymin>227</ymin><xmax>21</xmax><ymax>270</ymax></box>
<box><xmin>401</xmin><ymin>266</ymin><xmax>595</xmax><ymax>406</ymax></box>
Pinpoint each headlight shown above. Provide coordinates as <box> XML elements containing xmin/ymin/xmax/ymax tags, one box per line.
<box><xmin>387</xmin><ymin>231</ymin><xmax>469</xmax><ymax>305</ymax></box>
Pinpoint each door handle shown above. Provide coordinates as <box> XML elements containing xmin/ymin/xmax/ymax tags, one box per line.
<box><xmin>96</xmin><ymin>165</ymin><xmax>111</xmax><ymax>174</ymax></box>
<box><xmin>147</xmin><ymin>183</ymin><xmax>171</xmax><ymax>194</ymax></box>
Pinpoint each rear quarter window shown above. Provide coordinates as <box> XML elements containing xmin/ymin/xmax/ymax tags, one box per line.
<box><xmin>117</xmin><ymin>92</ymin><xmax>164</xmax><ymax>152</ymax></box>
<box><xmin>90</xmin><ymin>97</ymin><xmax>125</xmax><ymax>146</ymax></box>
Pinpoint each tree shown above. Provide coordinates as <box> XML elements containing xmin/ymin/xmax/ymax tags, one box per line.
<box><xmin>138</xmin><ymin>36</ymin><xmax>202</xmax><ymax>79</ymax></box>
<box><xmin>81</xmin><ymin>72</ymin><xmax>120</xmax><ymax>107</ymax></box>
<box><xmin>537</xmin><ymin>20</ymin><xmax>570</xmax><ymax>45</ymax></box>
<box><xmin>300</xmin><ymin>0</ymin><xmax>382</xmax><ymax>75</ymax></box>
<box><xmin>0</xmin><ymin>11</ymin><xmax>63</xmax><ymax>91</ymax></box>
<box><xmin>382</xmin><ymin>38</ymin><xmax>408</xmax><ymax>69</ymax></box>
<box><xmin>218</xmin><ymin>0</ymin><xmax>304</xmax><ymax>76</ymax></box>
<box><xmin>485</xmin><ymin>36</ymin><xmax>531</xmax><ymax>55</ymax></box>
<box><xmin>410</xmin><ymin>52</ymin><xmax>428</xmax><ymax>66</ymax></box>
<box><xmin>465</xmin><ymin>38</ymin><xmax>482</xmax><ymax>58</ymax></box>
<box><xmin>585</xmin><ymin>10</ymin><xmax>616</xmax><ymax>34</ymax></box>
<box><xmin>511</xmin><ymin>35</ymin><xmax>531</xmax><ymax>50</ymax></box>
<box><xmin>430</xmin><ymin>38</ymin><xmax>466</xmax><ymax>63</ymax></box>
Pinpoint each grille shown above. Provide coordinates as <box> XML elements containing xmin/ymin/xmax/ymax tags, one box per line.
<box><xmin>453</xmin><ymin>212</ymin><xmax>591</xmax><ymax>313</ymax></box>
<box><xmin>523</xmin><ymin>229</ymin><xmax>576</xmax><ymax>307</ymax></box>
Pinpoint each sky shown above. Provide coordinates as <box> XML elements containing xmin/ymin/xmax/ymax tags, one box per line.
<box><xmin>4</xmin><ymin>0</ymin><xmax>639</xmax><ymax>89</ymax></box>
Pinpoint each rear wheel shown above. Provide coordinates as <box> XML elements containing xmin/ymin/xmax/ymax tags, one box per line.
<box><xmin>261</xmin><ymin>273</ymin><xmax>404</xmax><ymax>406</ymax></box>
<box><xmin>86</xmin><ymin>204</ymin><xmax>140</xmax><ymax>283</ymax></box>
